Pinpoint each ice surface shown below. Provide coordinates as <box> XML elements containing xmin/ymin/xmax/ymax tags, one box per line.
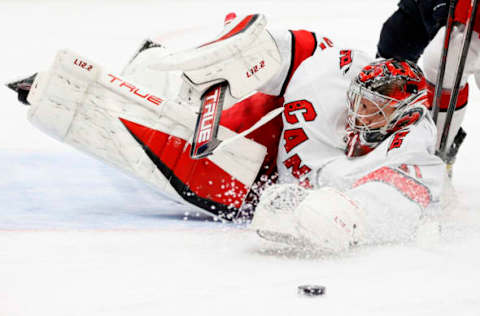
<box><xmin>0</xmin><ymin>0</ymin><xmax>479</xmax><ymax>315</ymax></box>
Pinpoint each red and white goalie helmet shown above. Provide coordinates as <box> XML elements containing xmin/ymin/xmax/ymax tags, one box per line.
<box><xmin>345</xmin><ymin>59</ymin><xmax>428</xmax><ymax>158</ymax></box>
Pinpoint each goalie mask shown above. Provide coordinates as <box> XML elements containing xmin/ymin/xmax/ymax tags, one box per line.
<box><xmin>345</xmin><ymin>59</ymin><xmax>428</xmax><ymax>158</ymax></box>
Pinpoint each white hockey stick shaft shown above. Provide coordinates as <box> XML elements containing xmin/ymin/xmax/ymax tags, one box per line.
<box><xmin>213</xmin><ymin>106</ymin><xmax>283</xmax><ymax>153</ymax></box>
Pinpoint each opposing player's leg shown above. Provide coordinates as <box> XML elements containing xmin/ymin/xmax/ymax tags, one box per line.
<box><xmin>377</xmin><ymin>7</ymin><xmax>430</xmax><ymax>62</ymax></box>
<box><xmin>423</xmin><ymin>25</ymin><xmax>480</xmax><ymax>173</ymax></box>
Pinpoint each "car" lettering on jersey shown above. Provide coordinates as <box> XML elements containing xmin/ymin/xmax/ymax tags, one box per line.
<box><xmin>283</xmin><ymin>154</ymin><xmax>313</xmax><ymax>189</ymax></box>
<box><xmin>284</xmin><ymin>100</ymin><xmax>317</xmax><ymax>124</ymax></box>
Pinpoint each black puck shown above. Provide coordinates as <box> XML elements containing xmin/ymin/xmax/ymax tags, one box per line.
<box><xmin>297</xmin><ymin>285</ymin><xmax>326</xmax><ymax>297</ymax></box>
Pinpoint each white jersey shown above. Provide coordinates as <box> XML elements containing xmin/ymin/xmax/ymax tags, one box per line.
<box><xmin>260</xmin><ymin>29</ymin><xmax>447</xmax><ymax>242</ymax></box>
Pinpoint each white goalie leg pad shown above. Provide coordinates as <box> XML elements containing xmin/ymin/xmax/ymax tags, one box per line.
<box><xmin>27</xmin><ymin>49</ymin><xmax>267</xmax><ymax>210</ymax></box>
<box><xmin>27</xmin><ymin>50</ymin><xmax>191</xmax><ymax>200</ymax></box>
<box><xmin>251</xmin><ymin>185</ymin><xmax>365</xmax><ymax>252</ymax></box>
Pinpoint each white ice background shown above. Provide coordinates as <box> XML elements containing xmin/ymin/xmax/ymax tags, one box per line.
<box><xmin>1</xmin><ymin>0</ymin><xmax>480</xmax><ymax>315</ymax></box>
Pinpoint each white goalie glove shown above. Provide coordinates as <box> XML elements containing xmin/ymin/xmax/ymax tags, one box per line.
<box><xmin>251</xmin><ymin>184</ymin><xmax>365</xmax><ymax>253</ymax></box>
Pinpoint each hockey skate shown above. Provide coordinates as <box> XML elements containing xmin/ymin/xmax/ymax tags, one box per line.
<box><xmin>6</xmin><ymin>73</ymin><xmax>37</xmax><ymax>105</ymax></box>
<box><xmin>123</xmin><ymin>39</ymin><xmax>164</xmax><ymax>72</ymax></box>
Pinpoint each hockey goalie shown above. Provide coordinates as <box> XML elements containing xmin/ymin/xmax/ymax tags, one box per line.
<box><xmin>7</xmin><ymin>13</ymin><xmax>448</xmax><ymax>253</ymax></box>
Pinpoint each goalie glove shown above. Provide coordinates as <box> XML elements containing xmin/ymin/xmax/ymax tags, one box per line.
<box><xmin>251</xmin><ymin>185</ymin><xmax>365</xmax><ymax>253</ymax></box>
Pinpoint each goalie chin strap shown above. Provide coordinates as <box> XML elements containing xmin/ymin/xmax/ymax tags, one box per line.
<box><xmin>434</xmin><ymin>0</ymin><xmax>479</xmax><ymax>161</ymax></box>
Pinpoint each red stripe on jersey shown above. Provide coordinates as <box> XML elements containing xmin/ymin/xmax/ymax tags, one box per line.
<box><xmin>353</xmin><ymin>166</ymin><xmax>431</xmax><ymax>208</ymax></box>
<box><xmin>280</xmin><ymin>30</ymin><xmax>317</xmax><ymax>95</ymax></box>
<box><xmin>119</xmin><ymin>118</ymin><xmax>248</xmax><ymax>215</ymax></box>
<box><xmin>200</xmin><ymin>15</ymin><xmax>257</xmax><ymax>47</ymax></box>
<box><xmin>426</xmin><ymin>81</ymin><xmax>469</xmax><ymax>111</ymax></box>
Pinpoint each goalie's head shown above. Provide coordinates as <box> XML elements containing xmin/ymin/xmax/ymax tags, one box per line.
<box><xmin>345</xmin><ymin>59</ymin><xmax>428</xmax><ymax>158</ymax></box>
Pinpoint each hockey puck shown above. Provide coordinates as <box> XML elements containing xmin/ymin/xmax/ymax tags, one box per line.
<box><xmin>297</xmin><ymin>285</ymin><xmax>326</xmax><ymax>297</ymax></box>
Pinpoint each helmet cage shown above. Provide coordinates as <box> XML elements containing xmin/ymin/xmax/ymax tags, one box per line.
<box><xmin>346</xmin><ymin>81</ymin><xmax>420</xmax><ymax>138</ymax></box>
<box><xmin>344</xmin><ymin>58</ymin><xmax>428</xmax><ymax>158</ymax></box>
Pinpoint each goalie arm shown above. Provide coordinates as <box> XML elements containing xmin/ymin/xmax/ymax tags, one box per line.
<box><xmin>252</xmin><ymin>164</ymin><xmax>444</xmax><ymax>252</ymax></box>
<box><xmin>252</xmin><ymin>142</ymin><xmax>447</xmax><ymax>251</ymax></box>
<box><xmin>347</xmin><ymin>163</ymin><xmax>446</xmax><ymax>246</ymax></box>
<box><xmin>344</xmin><ymin>122</ymin><xmax>447</xmax><ymax>244</ymax></box>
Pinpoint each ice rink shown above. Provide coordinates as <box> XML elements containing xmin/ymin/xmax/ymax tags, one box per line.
<box><xmin>1</xmin><ymin>0</ymin><xmax>480</xmax><ymax>315</ymax></box>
